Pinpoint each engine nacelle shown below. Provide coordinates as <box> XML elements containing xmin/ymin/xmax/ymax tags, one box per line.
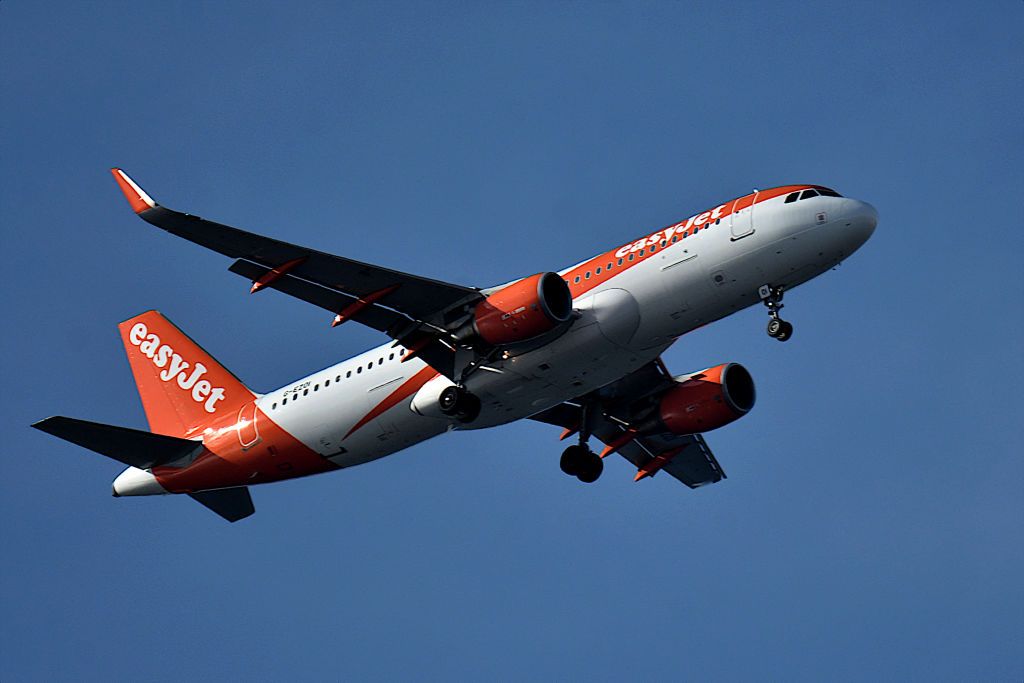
<box><xmin>473</xmin><ymin>272</ymin><xmax>573</xmax><ymax>345</ymax></box>
<box><xmin>657</xmin><ymin>363</ymin><xmax>756</xmax><ymax>435</ymax></box>
<box><xmin>410</xmin><ymin>374</ymin><xmax>458</xmax><ymax>419</ymax></box>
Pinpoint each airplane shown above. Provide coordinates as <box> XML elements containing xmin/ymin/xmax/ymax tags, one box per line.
<box><xmin>33</xmin><ymin>170</ymin><xmax>878</xmax><ymax>522</ymax></box>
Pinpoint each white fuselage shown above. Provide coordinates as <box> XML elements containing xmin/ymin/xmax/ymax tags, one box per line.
<box><xmin>256</xmin><ymin>190</ymin><xmax>877</xmax><ymax>470</ymax></box>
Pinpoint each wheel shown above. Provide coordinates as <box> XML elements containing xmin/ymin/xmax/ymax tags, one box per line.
<box><xmin>775</xmin><ymin>321</ymin><xmax>793</xmax><ymax>342</ymax></box>
<box><xmin>456</xmin><ymin>392</ymin><xmax>481</xmax><ymax>422</ymax></box>
<box><xmin>767</xmin><ymin>318</ymin><xmax>783</xmax><ymax>338</ymax></box>
<box><xmin>560</xmin><ymin>445</ymin><xmax>589</xmax><ymax>476</ymax></box>
<box><xmin>438</xmin><ymin>386</ymin><xmax>481</xmax><ymax>422</ymax></box>
<box><xmin>576</xmin><ymin>451</ymin><xmax>604</xmax><ymax>483</ymax></box>
<box><xmin>438</xmin><ymin>386</ymin><xmax>461</xmax><ymax>415</ymax></box>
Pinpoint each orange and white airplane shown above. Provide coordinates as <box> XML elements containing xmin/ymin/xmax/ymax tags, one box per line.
<box><xmin>33</xmin><ymin>170</ymin><xmax>877</xmax><ymax>521</ymax></box>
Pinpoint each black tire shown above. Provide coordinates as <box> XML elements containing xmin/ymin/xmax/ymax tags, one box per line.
<box><xmin>767</xmin><ymin>318</ymin><xmax>783</xmax><ymax>338</ymax></box>
<box><xmin>560</xmin><ymin>445</ymin><xmax>588</xmax><ymax>476</ymax></box>
<box><xmin>775</xmin><ymin>321</ymin><xmax>794</xmax><ymax>342</ymax></box>
<box><xmin>439</xmin><ymin>386</ymin><xmax>481</xmax><ymax>422</ymax></box>
<box><xmin>576</xmin><ymin>451</ymin><xmax>604</xmax><ymax>483</ymax></box>
<box><xmin>456</xmin><ymin>391</ymin><xmax>481</xmax><ymax>423</ymax></box>
<box><xmin>438</xmin><ymin>386</ymin><xmax>461</xmax><ymax>415</ymax></box>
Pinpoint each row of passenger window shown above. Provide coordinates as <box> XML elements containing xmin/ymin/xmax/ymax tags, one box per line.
<box><xmin>784</xmin><ymin>187</ymin><xmax>842</xmax><ymax>203</ymax></box>
<box><xmin>270</xmin><ymin>351</ymin><xmax>401</xmax><ymax>410</ymax></box>
<box><xmin>568</xmin><ymin>219</ymin><xmax>720</xmax><ymax>285</ymax></box>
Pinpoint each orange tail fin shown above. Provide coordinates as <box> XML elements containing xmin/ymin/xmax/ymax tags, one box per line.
<box><xmin>118</xmin><ymin>311</ymin><xmax>255</xmax><ymax>438</ymax></box>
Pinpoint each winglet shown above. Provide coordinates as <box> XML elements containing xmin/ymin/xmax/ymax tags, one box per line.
<box><xmin>110</xmin><ymin>168</ymin><xmax>157</xmax><ymax>213</ymax></box>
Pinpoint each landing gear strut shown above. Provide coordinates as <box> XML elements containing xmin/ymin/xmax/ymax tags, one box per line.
<box><xmin>560</xmin><ymin>444</ymin><xmax>603</xmax><ymax>483</ymax></box>
<box><xmin>438</xmin><ymin>385</ymin><xmax>481</xmax><ymax>423</ymax></box>
<box><xmin>759</xmin><ymin>284</ymin><xmax>793</xmax><ymax>342</ymax></box>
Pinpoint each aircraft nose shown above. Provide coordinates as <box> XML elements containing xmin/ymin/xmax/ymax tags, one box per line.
<box><xmin>844</xmin><ymin>199</ymin><xmax>878</xmax><ymax>244</ymax></box>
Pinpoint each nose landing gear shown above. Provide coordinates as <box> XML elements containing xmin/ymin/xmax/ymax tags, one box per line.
<box><xmin>759</xmin><ymin>285</ymin><xmax>793</xmax><ymax>342</ymax></box>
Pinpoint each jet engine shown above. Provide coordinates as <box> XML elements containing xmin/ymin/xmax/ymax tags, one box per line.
<box><xmin>472</xmin><ymin>272</ymin><xmax>573</xmax><ymax>345</ymax></box>
<box><xmin>656</xmin><ymin>363</ymin><xmax>756</xmax><ymax>435</ymax></box>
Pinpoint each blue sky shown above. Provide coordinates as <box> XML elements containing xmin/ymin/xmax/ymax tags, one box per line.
<box><xmin>2</xmin><ymin>2</ymin><xmax>1021</xmax><ymax>680</ymax></box>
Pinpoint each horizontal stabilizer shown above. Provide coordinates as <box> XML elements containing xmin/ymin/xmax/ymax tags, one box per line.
<box><xmin>188</xmin><ymin>487</ymin><xmax>255</xmax><ymax>522</ymax></box>
<box><xmin>32</xmin><ymin>416</ymin><xmax>201</xmax><ymax>470</ymax></box>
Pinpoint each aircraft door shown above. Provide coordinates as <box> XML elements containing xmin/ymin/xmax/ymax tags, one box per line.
<box><xmin>730</xmin><ymin>191</ymin><xmax>757</xmax><ymax>240</ymax></box>
<box><xmin>237</xmin><ymin>402</ymin><xmax>261</xmax><ymax>450</ymax></box>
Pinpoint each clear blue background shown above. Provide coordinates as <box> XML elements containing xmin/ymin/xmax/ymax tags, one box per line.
<box><xmin>2</xmin><ymin>2</ymin><xmax>1021</xmax><ymax>680</ymax></box>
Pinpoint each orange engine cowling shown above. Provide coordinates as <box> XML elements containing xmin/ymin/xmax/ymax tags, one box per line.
<box><xmin>473</xmin><ymin>272</ymin><xmax>573</xmax><ymax>345</ymax></box>
<box><xmin>658</xmin><ymin>363</ymin><xmax>756</xmax><ymax>435</ymax></box>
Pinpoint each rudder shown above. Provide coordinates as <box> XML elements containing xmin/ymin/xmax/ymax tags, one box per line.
<box><xmin>119</xmin><ymin>311</ymin><xmax>255</xmax><ymax>437</ymax></box>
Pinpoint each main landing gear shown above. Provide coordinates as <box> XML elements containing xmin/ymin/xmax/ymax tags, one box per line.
<box><xmin>560</xmin><ymin>444</ymin><xmax>603</xmax><ymax>483</ymax></box>
<box><xmin>438</xmin><ymin>385</ymin><xmax>481</xmax><ymax>423</ymax></box>
<box><xmin>759</xmin><ymin>284</ymin><xmax>793</xmax><ymax>342</ymax></box>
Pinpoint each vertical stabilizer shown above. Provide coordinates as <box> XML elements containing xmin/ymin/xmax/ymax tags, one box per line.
<box><xmin>118</xmin><ymin>311</ymin><xmax>255</xmax><ymax>438</ymax></box>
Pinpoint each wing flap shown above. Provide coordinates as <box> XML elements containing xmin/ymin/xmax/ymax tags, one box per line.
<box><xmin>228</xmin><ymin>258</ymin><xmax>405</xmax><ymax>333</ymax></box>
<box><xmin>610</xmin><ymin>432</ymin><xmax>725</xmax><ymax>488</ymax></box>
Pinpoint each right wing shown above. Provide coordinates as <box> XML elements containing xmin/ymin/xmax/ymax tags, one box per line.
<box><xmin>111</xmin><ymin>169</ymin><xmax>484</xmax><ymax>377</ymax></box>
<box><xmin>529</xmin><ymin>358</ymin><xmax>727</xmax><ymax>487</ymax></box>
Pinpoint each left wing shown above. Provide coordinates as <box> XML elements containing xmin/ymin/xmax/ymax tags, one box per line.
<box><xmin>530</xmin><ymin>359</ymin><xmax>727</xmax><ymax>487</ymax></box>
<box><xmin>111</xmin><ymin>169</ymin><xmax>483</xmax><ymax>377</ymax></box>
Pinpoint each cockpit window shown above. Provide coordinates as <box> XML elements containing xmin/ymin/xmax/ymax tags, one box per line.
<box><xmin>784</xmin><ymin>192</ymin><xmax>799</xmax><ymax>203</ymax></box>
<box><xmin>799</xmin><ymin>189</ymin><xmax>819</xmax><ymax>200</ymax></box>
<box><xmin>817</xmin><ymin>187</ymin><xmax>842</xmax><ymax>197</ymax></box>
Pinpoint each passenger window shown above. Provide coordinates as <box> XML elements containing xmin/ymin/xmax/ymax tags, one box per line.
<box><xmin>335</xmin><ymin>375</ymin><xmax>341</xmax><ymax>382</ymax></box>
<box><xmin>784</xmin><ymin>192</ymin><xmax>798</xmax><ymax>203</ymax></box>
<box><xmin>596</xmin><ymin>267</ymin><xmax>602</xmax><ymax>275</ymax></box>
<box><xmin>378</xmin><ymin>358</ymin><xmax>383</xmax><ymax>365</ymax></box>
<box><xmin>346</xmin><ymin>371</ymin><xmax>352</xmax><ymax>378</ymax></box>
<box><xmin>303</xmin><ymin>389</ymin><xmax>309</xmax><ymax>396</ymax></box>
<box><xmin>671</xmin><ymin>235</ymin><xmax>678</xmax><ymax>243</ymax></box>
<box><xmin>574</xmin><ymin>276</ymin><xmax>580</xmax><ymax>283</ymax></box>
<box><xmin>585</xmin><ymin>272</ymin><xmax>591</xmax><ymax>279</ymax></box>
<box><xmin>272</xmin><ymin>402</ymin><xmax>277</xmax><ymax>409</ymax></box>
<box><xmin>617</xmin><ymin>258</ymin><xmax>623</xmax><ymax>266</ymax></box>
<box><xmin>800</xmin><ymin>189</ymin><xmax>819</xmax><ymax>200</ymax></box>
<box><xmin>389</xmin><ymin>353</ymin><xmax>394</xmax><ymax>361</ymax></box>
<box><xmin>660</xmin><ymin>240</ymin><xmax>667</xmax><ymax>247</ymax></box>
<box><xmin>282</xmin><ymin>397</ymin><xmax>287</xmax><ymax>405</ymax></box>
<box><xmin>607</xmin><ymin>262</ymin><xmax>612</xmax><ymax>270</ymax></box>
<box><xmin>357</xmin><ymin>367</ymin><xmax>362</xmax><ymax>374</ymax></box>
<box><xmin>639</xmin><ymin>249</ymin><xmax>645</xmax><ymax>256</ymax></box>
<box><xmin>628</xmin><ymin>253</ymin><xmax>635</xmax><ymax>261</ymax></box>
<box><xmin>314</xmin><ymin>384</ymin><xmax>319</xmax><ymax>391</ymax></box>
<box><xmin>367</xmin><ymin>363</ymin><xmax>372</xmax><ymax>370</ymax></box>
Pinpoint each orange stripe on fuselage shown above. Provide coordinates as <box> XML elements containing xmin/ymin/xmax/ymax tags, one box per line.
<box><xmin>342</xmin><ymin>186</ymin><xmax>811</xmax><ymax>443</ymax></box>
<box><xmin>344</xmin><ymin>365</ymin><xmax>439</xmax><ymax>439</ymax></box>
<box><xmin>152</xmin><ymin>403</ymin><xmax>337</xmax><ymax>493</ymax></box>
<box><xmin>562</xmin><ymin>185</ymin><xmax>811</xmax><ymax>299</ymax></box>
